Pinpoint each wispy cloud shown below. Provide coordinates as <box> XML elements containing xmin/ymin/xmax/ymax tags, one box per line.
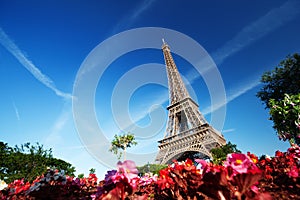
<box><xmin>111</xmin><ymin>0</ymin><xmax>157</xmax><ymax>34</ymax></box>
<box><xmin>0</xmin><ymin>27</ymin><xmax>72</xmax><ymax>99</ymax></box>
<box><xmin>12</xmin><ymin>101</ymin><xmax>20</xmax><ymax>121</ymax></box>
<box><xmin>43</xmin><ymin>104</ymin><xmax>71</xmax><ymax>147</ymax></box>
<box><xmin>226</xmin><ymin>80</ymin><xmax>261</xmax><ymax>104</ymax></box>
<box><xmin>130</xmin><ymin>91</ymin><xmax>168</xmax><ymax>123</ymax></box>
<box><xmin>115</xmin><ymin>90</ymin><xmax>168</xmax><ymax>133</ymax></box>
<box><xmin>131</xmin><ymin>0</ymin><xmax>156</xmax><ymax>21</ymax></box>
<box><xmin>202</xmin><ymin>78</ymin><xmax>261</xmax><ymax>115</ymax></box>
<box><xmin>212</xmin><ymin>0</ymin><xmax>300</xmax><ymax>65</ymax></box>
<box><xmin>222</xmin><ymin>129</ymin><xmax>236</xmax><ymax>133</ymax></box>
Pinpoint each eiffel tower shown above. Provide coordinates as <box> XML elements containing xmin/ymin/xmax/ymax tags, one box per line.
<box><xmin>155</xmin><ymin>40</ymin><xmax>226</xmax><ymax>164</ymax></box>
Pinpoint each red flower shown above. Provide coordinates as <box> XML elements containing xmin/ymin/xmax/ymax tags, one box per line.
<box><xmin>275</xmin><ymin>150</ymin><xmax>284</xmax><ymax>157</ymax></box>
<box><xmin>247</xmin><ymin>152</ymin><xmax>258</xmax><ymax>164</ymax></box>
<box><xmin>88</xmin><ymin>173</ymin><xmax>98</xmax><ymax>187</ymax></box>
<box><xmin>157</xmin><ymin>169</ymin><xmax>174</xmax><ymax>190</ymax></box>
<box><xmin>184</xmin><ymin>158</ymin><xmax>193</xmax><ymax>167</ymax></box>
<box><xmin>171</xmin><ymin>160</ymin><xmax>184</xmax><ymax>171</ymax></box>
<box><xmin>184</xmin><ymin>159</ymin><xmax>198</xmax><ymax>171</ymax></box>
<box><xmin>9</xmin><ymin>179</ymin><xmax>31</xmax><ymax>194</ymax></box>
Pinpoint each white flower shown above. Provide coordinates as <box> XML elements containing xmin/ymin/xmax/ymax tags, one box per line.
<box><xmin>265</xmin><ymin>155</ymin><xmax>271</xmax><ymax>159</ymax></box>
<box><xmin>0</xmin><ymin>180</ymin><xmax>8</xmax><ymax>190</ymax></box>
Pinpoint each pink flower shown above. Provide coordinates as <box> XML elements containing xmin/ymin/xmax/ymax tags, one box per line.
<box><xmin>288</xmin><ymin>165</ymin><xmax>299</xmax><ymax>178</ymax></box>
<box><xmin>90</xmin><ymin>194</ymin><xmax>96</xmax><ymax>200</ymax></box>
<box><xmin>130</xmin><ymin>177</ymin><xmax>139</xmax><ymax>190</ymax></box>
<box><xmin>116</xmin><ymin>160</ymin><xmax>138</xmax><ymax>182</ymax></box>
<box><xmin>111</xmin><ymin>160</ymin><xmax>139</xmax><ymax>188</ymax></box>
<box><xmin>288</xmin><ymin>144</ymin><xmax>300</xmax><ymax>160</ymax></box>
<box><xmin>195</xmin><ymin>159</ymin><xmax>208</xmax><ymax>173</ymax></box>
<box><xmin>250</xmin><ymin>185</ymin><xmax>259</xmax><ymax>193</ymax></box>
<box><xmin>139</xmin><ymin>173</ymin><xmax>157</xmax><ymax>186</ymax></box>
<box><xmin>224</xmin><ymin>153</ymin><xmax>255</xmax><ymax>174</ymax></box>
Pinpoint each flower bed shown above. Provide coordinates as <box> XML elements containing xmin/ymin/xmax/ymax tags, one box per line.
<box><xmin>1</xmin><ymin>145</ymin><xmax>299</xmax><ymax>200</ymax></box>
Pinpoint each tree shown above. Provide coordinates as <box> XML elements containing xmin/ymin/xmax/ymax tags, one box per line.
<box><xmin>269</xmin><ymin>94</ymin><xmax>300</xmax><ymax>145</ymax></box>
<box><xmin>0</xmin><ymin>142</ymin><xmax>75</xmax><ymax>183</ymax></box>
<box><xmin>137</xmin><ymin>163</ymin><xmax>167</xmax><ymax>175</ymax></box>
<box><xmin>257</xmin><ymin>53</ymin><xmax>300</xmax><ymax>108</ymax></box>
<box><xmin>210</xmin><ymin>142</ymin><xmax>241</xmax><ymax>165</ymax></box>
<box><xmin>109</xmin><ymin>133</ymin><xmax>137</xmax><ymax>160</ymax></box>
<box><xmin>257</xmin><ymin>53</ymin><xmax>300</xmax><ymax>145</ymax></box>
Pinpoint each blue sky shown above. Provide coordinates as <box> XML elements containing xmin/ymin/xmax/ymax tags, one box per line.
<box><xmin>1</xmin><ymin>0</ymin><xmax>300</xmax><ymax>177</ymax></box>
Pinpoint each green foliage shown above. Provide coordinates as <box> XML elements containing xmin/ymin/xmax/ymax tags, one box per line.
<box><xmin>137</xmin><ymin>163</ymin><xmax>167</xmax><ymax>175</ymax></box>
<box><xmin>257</xmin><ymin>53</ymin><xmax>300</xmax><ymax>108</ymax></box>
<box><xmin>210</xmin><ymin>142</ymin><xmax>241</xmax><ymax>165</ymax></box>
<box><xmin>269</xmin><ymin>94</ymin><xmax>300</xmax><ymax>145</ymax></box>
<box><xmin>0</xmin><ymin>142</ymin><xmax>75</xmax><ymax>183</ymax></box>
<box><xmin>257</xmin><ymin>53</ymin><xmax>300</xmax><ymax>145</ymax></box>
<box><xmin>109</xmin><ymin>133</ymin><xmax>137</xmax><ymax>160</ymax></box>
<box><xmin>77</xmin><ymin>173</ymin><xmax>84</xmax><ymax>178</ymax></box>
<box><xmin>47</xmin><ymin>157</ymin><xmax>76</xmax><ymax>176</ymax></box>
<box><xmin>89</xmin><ymin>168</ymin><xmax>96</xmax><ymax>174</ymax></box>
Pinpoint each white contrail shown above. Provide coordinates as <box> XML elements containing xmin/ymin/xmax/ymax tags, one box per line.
<box><xmin>12</xmin><ymin>101</ymin><xmax>20</xmax><ymax>121</ymax></box>
<box><xmin>111</xmin><ymin>0</ymin><xmax>157</xmax><ymax>34</ymax></box>
<box><xmin>131</xmin><ymin>0</ymin><xmax>157</xmax><ymax>21</ymax></box>
<box><xmin>0</xmin><ymin>28</ymin><xmax>72</xmax><ymax>99</ymax></box>
<box><xmin>43</xmin><ymin>103</ymin><xmax>71</xmax><ymax>147</ymax></box>
<box><xmin>212</xmin><ymin>0</ymin><xmax>300</xmax><ymax>65</ymax></box>
<box><xmin>226</xmin><ymin>80</ymin><xmax>261</xmax><ymax>103</ymax></box>
<box><xmin>222</xmin><ymin>129</ymin><xmax>236</xmax><ymax>133</ymax></box>
<box><xmin>202</xmin><ymin>78</ymin><xmax>261</xmax><ymax>115</ymax></box>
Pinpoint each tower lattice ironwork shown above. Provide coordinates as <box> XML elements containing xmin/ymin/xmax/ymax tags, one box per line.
<box><xmin>155</xmin><ymin>40</ymin><xmax>226</xmax><ymax>164</ymax></box>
